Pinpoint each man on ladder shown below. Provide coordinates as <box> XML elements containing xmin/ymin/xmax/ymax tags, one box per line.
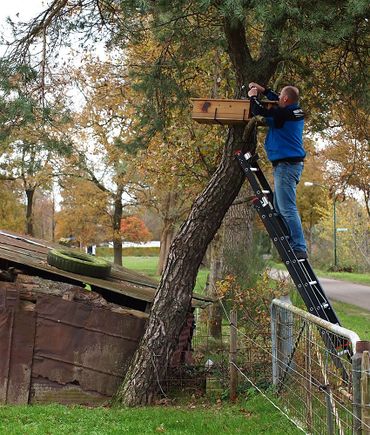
<box><xmin>247</xmin><ymin>82</ymin><xmax>308</xmax><ymax>260</ymax></box>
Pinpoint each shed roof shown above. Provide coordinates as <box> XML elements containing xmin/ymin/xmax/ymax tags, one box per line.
<box><xmin>0</xmin><ymin>230</ymin><xmax>212</xmax><ymax>309</ymax></box>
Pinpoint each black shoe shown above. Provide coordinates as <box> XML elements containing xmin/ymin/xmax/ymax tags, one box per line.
<box><xmin>294</xmin><ymin>251</ymin><xmax>308</xmax><ymax>260</ymax></box>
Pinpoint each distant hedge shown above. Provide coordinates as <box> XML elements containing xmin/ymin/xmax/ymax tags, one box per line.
<box><xmin>96</xmin><ymin>247</ymin><xmax>160</xmax><ymax>257</ymax></box>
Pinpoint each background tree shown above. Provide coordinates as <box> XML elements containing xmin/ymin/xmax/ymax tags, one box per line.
<box><xmin>314</xmin><ymin>198</ymin><xmax>369</xmax><ymax>272</ymax></box>
<box><xmin>125</xmin><ymin>32</ymin><xmax>229</xmax><ymax>274</ymax></box>
<box><xmin>322</xmin><ymin>104</ymin><xmax>369</xmax><ymax>217</ymax></box>
<box><xmin>55</xmin><ymin>177</ymin><xmax>111</xmax><ymax>247</ymax></box>
<box><xmin>0</xmin><ymin>181</ymin><xmax>25</xmax><ymax>232</ymax></box>
<box><xmin>0</xmin><ymin>61</ymin><xmax>71</xmax><ymax>235</ymax></box>
<box><xmin>297</xmin><ymin>140</ymin><xmax>328</xmax><ymax>254</ymax></box>
<box><xmin>120</xmin><ymin>216</ymin><xmax>152</xmax><ymax>243</ymax></box>
<box><xmin>61</xmin><ymin>57</ymin><xmax>138</xmax><ymax>264</ymax></box>
<box><xmin>32</xmin><ymin>190</ymin><xmax>55</xmax><ymax>240</ymax></box>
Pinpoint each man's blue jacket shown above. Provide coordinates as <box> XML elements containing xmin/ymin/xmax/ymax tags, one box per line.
<box><xmin>250</xmin><ymin>89</ymin><xmax>306</xmax><ymax>164</ymax></box>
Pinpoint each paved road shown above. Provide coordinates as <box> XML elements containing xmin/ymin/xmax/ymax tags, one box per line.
<box><xmin>270</xmin><ymin>269</ymin><xmax>370</xmax><ymax>311</ymax></box>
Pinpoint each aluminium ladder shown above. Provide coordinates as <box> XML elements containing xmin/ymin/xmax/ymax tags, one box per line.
<box><xmin>235</xmin><ymin>151</ymin><xmax>351</xmax><ymax>363</ymax></box>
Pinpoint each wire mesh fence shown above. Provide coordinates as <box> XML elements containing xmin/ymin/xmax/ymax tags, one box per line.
<box><xmin>186</xmin><ymin>297</ymin><xmax>369</xmax><ymax>434</ymax></box>
<box><xmin>271</xmin><ymin>298</ymin><xmax>365</xmax><ymax>434</ymax></box>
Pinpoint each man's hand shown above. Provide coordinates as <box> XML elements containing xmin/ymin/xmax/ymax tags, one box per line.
<box><xmin>248</xmin><ymin>87</ymin><xmax>258</xmax><ymax>98</ymax></box>
<box><xmin>248</xmin><ymin>82</ymin><xmax>265</xmax><ymax>93</ymax></box>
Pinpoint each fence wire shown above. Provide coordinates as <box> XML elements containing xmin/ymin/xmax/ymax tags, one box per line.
<box><xmin>189</xmin><ymin>297</ymin><xmax>368</xmax><ymax>435</ymax></box>
<box><xmin>271</xmin><ymin>302</ymin><xmax>358</xmax><ymax>434</ymax></box>
<box><xmin>232</xmin><ymin>298</ymin><xmax>366</xmax><ymax>433</ymax></box>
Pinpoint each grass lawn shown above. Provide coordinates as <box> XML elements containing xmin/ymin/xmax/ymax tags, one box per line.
<box><xmin>121</xmin><ymin>256</ymin><xmax>160</xmax><ymax>279</ymax></box>
<box><xmin>331</xmin><ymin>300</ymin><xmax>370</xmax><ymax>340</ymax></box>
<box><xmin>0</xmin><ymin>398</ymin><xmax>302</xmax><ymax>435</ymax></box>
<box><xmin>119</xmin><ymin>256</ymin><xmax>209</xmax><ymax>293</ymax></box>
<box><xmin>289</xmin><ymin>288</ymin><xmax>370</xmax><ymax>340</ymax></box>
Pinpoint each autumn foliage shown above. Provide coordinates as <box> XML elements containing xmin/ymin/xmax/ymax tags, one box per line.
<box><xmin>120</xmin><ymin>216</ymin><xmax>152</xmax><ymax>243</ymax></box>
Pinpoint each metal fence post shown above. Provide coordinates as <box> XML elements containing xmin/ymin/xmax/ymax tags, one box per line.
<box><xmin>230</xmin><ymin>309</ymin><xmax>238</xmax><ymax>402</ymax></box>
<box><xmin>305</xmin><ymin>323</ymin><xmax>313</xmax><ymax>431</ymax></box>
<box><xmin>279</xmin><ymin>295</ymin><xmax>294</xmax><ymax>377</ymax></box>
<box><xmin>353</xmin><ymin>341</ymin><xmax>370</xmax><ymax>434</ymax></box>
<box><xmin>324</xmin><ymin>385</ymin><xmax>335</xmax><ymax>435</ymax></box>
<box><xmin>271</xmin><ymin>301</ymin><xmax>279</xmax><ymax>385</ymax></box>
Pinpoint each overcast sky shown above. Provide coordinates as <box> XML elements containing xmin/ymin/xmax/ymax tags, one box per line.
<box><xmin>0</xmin><ymin>0</ymin><xmax>46</xmax><ymax>53</ymax></box>
<box><xmin>0</xmin><ymin>0</ymin><xmax>45</xmax><ymax>27</ymax></box>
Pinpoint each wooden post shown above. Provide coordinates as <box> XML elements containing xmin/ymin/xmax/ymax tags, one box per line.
<box><xmin>361</xmin><ymin>350</ymin><xmax>370</xmax><ymax>434</ymax></box>
<box><xmin>230</xmin><ymin>309</ymin><xmax>238</xmax><ymax>402</ymax></box>
<box><xmin>353</xmin><ymin>341</ymin><xmax>370</xmax><ymax>434</ymax></box>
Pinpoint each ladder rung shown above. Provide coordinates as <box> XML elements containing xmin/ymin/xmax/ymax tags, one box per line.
<box><xmin>235</xmin><ymin>151</ymin><xmax>343</xmax><ymax>336</ymax></box>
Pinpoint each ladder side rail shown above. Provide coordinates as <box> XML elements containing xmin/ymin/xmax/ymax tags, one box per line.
<box><xmin>237</xmin><ymin>153</ymin><xmax>291</xmax><ymax>237</ymax></box>
<box><xmin>299</xmin><ymin>262</ymin><xmax>340</xmax><ymax>323</ymax></box>
<box><xmin>253</xmin><ymin>199</ymin><xmax>350</xmax><ymax>371</ymax></box>
<box><xmin>236</xmin><ymin>152</ymin><xmax>351</xmax><ymax>362</ymax></box>
<box><xmin>249</xmin><ymin>156</ymin><xmax>275</xmax><ymax>204</ymax></box>
<box><xmin>245</xmin><ymin>179</ymin><xmax>330</xmax><ymax>319</ymax></box>
<box><xmin>258</xmin><ymin>207</ymin><xmax>328</xmax><ymax>317</ymax></box>
<box><xmin>298</xmin><ymin>262</ymin><xmax>349</xmax><ymax>354</ymax></box>
<box><xmin>236</xmin><ymin>152</ymin><xmax>340</xmax><ymax>323</ymax></box>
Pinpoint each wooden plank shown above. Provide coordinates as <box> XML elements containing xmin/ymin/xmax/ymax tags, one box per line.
<box><xmin>0</xmin><ymin>311</ymin><xmax>12</xmax><ymax>403</ymax></box>
<box><xmin>6</xmin><ymin>310</ymin><xmax>35</xmax><ymax>404</ymax></box>
<box><xmin>191</xmin><ymin>98</ymin><xmax>251</xmax><ymax>124</ymax></box>
<box><xmin>0</xmin><ymin>285</ymin><xmax>36</xmax><ymax>404</ymax></box>
<box><xmin>191</xmin><ymin>98</ymin><xmax>278</xmax><ymax>125</ymax></box>
<box><xmin>0</xmin><ymin>230</ymin><xmax>214</xmax><ymax>306</ymax></box>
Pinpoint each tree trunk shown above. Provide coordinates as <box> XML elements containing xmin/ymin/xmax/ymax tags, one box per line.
<box><xmin>115</xmin><ymin>121</ymin><xmax>256</xmax><ymax>406</ymax></box>
<box><xmin>207</xmin><ymin>229</ymin><xmax>224</xmax><ymax>339</ymax></box>
<box><xmin>157</xmin><ymin>192</ymin><xmax>178</xmax><ymax>275</ymax></box>
<box><xmin>222</xmin><ymin>187</ymin><xmax>255</xmax><ymax>264</ymax></box>
<box><xmin>25</xmin><ymin>188</ymin><xmax>35</xmax><ymax>236</ymax></box>
<box><xmin>115</xmin><ymin>15</ymin><xmax>278</xmax><ymax>406</ymax></box>
<box><xmin>207</xmin><ymin>187</ymin><xmax>254</xmax><ymax>339</ymax></box>
<box><xmin>113</xmin><ymin>188</ymin><xmax>124</xmax><ymax>266</ymax></box>
<box><xmin>157</xmin><ymin>220</ymin><xmax>175</xmax><ymax>275</ymax></box>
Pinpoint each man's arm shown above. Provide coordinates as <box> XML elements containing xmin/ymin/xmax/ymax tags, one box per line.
<box><xmin>248</xmin><ymin>82</ymin><xmax>279</xmax><ymax>116</ymax></box>
<box><xmin>248</xmin><ymin>82</ymin><xmax>279</xmax><ymax>100</ymax></box>
<box><xmin>249</xmin><ymin>95</ymin><xmax>275</xmax><ymax>118</ymax></box>
<box><xmin>263</xmin><ymin>89</ymin><xmax>279</xmax><ymax>101</ymax></box>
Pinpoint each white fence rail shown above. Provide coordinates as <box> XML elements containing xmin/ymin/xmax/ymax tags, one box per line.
<box><xmin>271</xmin><ymin>298</ymin><xmax>369</xmax><ymax>434</ymax></box>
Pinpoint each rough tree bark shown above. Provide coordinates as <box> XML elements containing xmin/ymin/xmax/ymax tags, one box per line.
<box><xmin>205</xmin><ymin>44</ymin><xmax>228</xmax><ymax>339</ymax></box>
<box><xmin>115</xmin><ymin>16</ymin><xmax>279</xmax><ymax>406</ymax></box>
<box><xmin>25</xmin><ymin>188</ymin><xmax>35</xmax><ymax>236</ymax></box>
<box><xmin>115</xmin><ymin>120</ymin><xmax>257</xmax><ymax>405</ymax></box>
<box><xmin>157</xmin><ymin>192</ymin><xmax>178</xmax><ymax>275</ymax></box>
<box><xmin>207</xmin><ymin>229</ymin><xmax>224</xmax><ymax>339</ymax></box>
<box><xmin>113</xmin><ymin>187</ymin><xmax>124</xmax><ymax>266</ymax></box>
<box><xmin>223</xmin><ymin>188</ymin><xmax>255</xmax><ymax>256</ymax></box>
<box><xmin>206</xmin><ymin>187</ymin><xmax>255</xmax><ymax>339</ymax></box>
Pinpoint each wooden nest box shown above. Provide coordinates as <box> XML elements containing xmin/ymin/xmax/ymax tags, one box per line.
<box><xmin>190</xmin><ymin>98</ymin><xmax>276</xmax><ymax>125</ymax></box>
